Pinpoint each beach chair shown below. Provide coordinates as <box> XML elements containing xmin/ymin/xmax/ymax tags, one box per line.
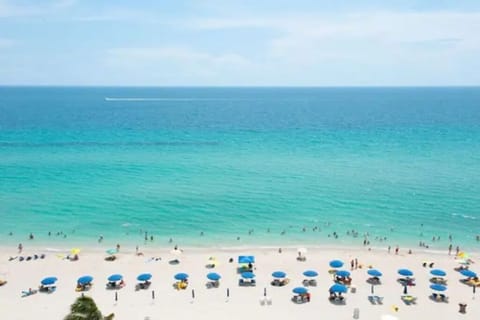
<box><xmin>335</xmin><ymin>296</ymin><xmax>346</xmax><ymax>305</ymax></box>
<box><xmin>266</xmin><ymin>296</ymin><xmax>272</xmax><ymax>305</ymax></box>
<box><xmin>367</xmin><ymin>277</ymin><xmax>381</xmax><ymax>285</ymax></box>
<box><xmin>21</xmin><ymin>289</ymin><xmax>38</xmax><ymax>298</ymax></box>
<box><xmin>368</xmin><ymin>296</ymin><xmax>376</xmax><ymax>304</ymax></box>
<box><xmin>259</xmin><ymin>297</ymin><xmax>266</xmax><ymax>306</ymax></box>
<box><xmin>271</xmin><ymin>279</ymin><xmax>281</xmax><ymax>287</ymax></box>
<box><xmin>401</xmin><ymin>295</ymin><xmax>417</xmax><ymax>305</ymax></box>
<box><xmin>374</xmin><ymin>296</ymin><xmax>383</xmax><ymax>304</ymax></box>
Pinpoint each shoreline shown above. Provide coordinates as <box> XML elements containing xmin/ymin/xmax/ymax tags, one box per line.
<box><xmin>4</xmin><ymin>242</ymin><xmax>478</xmax><ymax>258</ymax></box>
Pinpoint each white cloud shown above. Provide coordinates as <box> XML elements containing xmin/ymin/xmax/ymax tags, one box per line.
<box><xmin>0</xmin><ymin>0</ymin><xmax>75</xmax><ymax>18</ymax></box>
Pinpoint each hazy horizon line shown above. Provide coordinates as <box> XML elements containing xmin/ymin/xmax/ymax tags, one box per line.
<box><xmin>1</xmin><ymin>84</ymin><xmax>479</xmax><ymax>89</ymax></box>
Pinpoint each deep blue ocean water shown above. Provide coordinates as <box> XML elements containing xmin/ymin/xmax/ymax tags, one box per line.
<box><xmin>0</xmin><ymin>87</ymin><xmax>479</xmax><ymax>250</ymax></box>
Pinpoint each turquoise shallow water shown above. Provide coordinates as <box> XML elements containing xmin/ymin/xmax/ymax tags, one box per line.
<box><xmin>0</xmin><ymin>87</ymin><xmax>479</xmax><ymax>250</ymax></box>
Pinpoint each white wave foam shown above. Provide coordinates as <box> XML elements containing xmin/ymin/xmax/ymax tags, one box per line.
<box><xmin>105</xmin><ymin>97</ymin><xmax>236</xmax><ymax>102</ymax></box>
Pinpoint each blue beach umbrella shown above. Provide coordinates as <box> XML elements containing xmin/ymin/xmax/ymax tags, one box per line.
<box><xmin>41</xmin><ymin>277</ymin><xmax>58</xmax><ymax>286</ymax></box>
<box><xmin>174</xmin><ymin>273</ymin><xmax>189</xmax><ymax>281</ymax></box>
<box><xmin>292</xmin><ymin>287</ymin><xmax>308</xmax><ymax>294</ymax></box>
<box><xmin>460</xmin><ymin>269</ymin><xmax>477</xmax><ymax>278</ymax></box>
<box><xmin>272</xmin><ymin>271</ymin><xmax>286</xmax><ymax>278</ymax></box>
<box><xmin>398</xmin><ymin>269</ymin><xmax>414</xmax><ymax>277</ymax></box>
<box><xmin>430</xmin><ymin>284</ymin><xmax>447</xmax><ymax>291</ymax></box>
<box><xmin>303</xmin><ymin>270</ymin><xmax>318</xmax><ymax>277</ymax></box>
<box><xmin>336</xmin><ymin>270</ymin><xmax>351</xmax><ymax>278</ymax></box>
<box><xmin>207</xmin><ymin>272</ymin><xmax>221</xmax><ymax>281</ymax></box>
<box><xmin>329</xmin><ymin>283</ymin><xmax>348</xmax><ymax>293</ymax></box>
<box><xmin>329</xmin><ymin>260</ymin><xmax>344</xmax><ymax>268</ymax></box>
<box><xmin>241</xmin><ymin>272</ymin><xmax>255</xmax><ymax>279</ymax></box>
<box><xmin>108</xmin><ymin>274</ymin><xmax>123</xmax><ymax>282</ymax></box>
<box><xmin>367</xmin><ymin>269</ymin><xmax>382</xmax><ymax>277</ymax></box>
<box><xmin>238</xmin><ymin>256</ymin><xmax>255</xmax><ymax>264</ymax></box>
<box><xmin>137</xmin><ymin>273</ymin><xmax>152</xmax><ymax>282</ymax></box>
<box><xmin>430</xmin><ymin>269</ymin><xmax>446</xmax><ymax>277</ymax></box>
<box><xmin>77</xmin><ymin>276</ymin><xmax>93</xmax><ymax>285</ymax></box>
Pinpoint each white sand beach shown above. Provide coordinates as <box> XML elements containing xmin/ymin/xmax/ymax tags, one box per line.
<box><xmin>0</xmin><ymin>245</ymin><xmax>478</xmax><ymax>319</ymax></box>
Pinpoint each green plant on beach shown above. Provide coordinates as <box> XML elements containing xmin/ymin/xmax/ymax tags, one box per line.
<box><xmin>64</xmin><ymin>295</ymin><xmax>114</xmax><ymax>320</ymax></box>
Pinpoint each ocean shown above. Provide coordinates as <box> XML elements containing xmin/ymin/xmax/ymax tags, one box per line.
<box><xmin>0</xmin><ymin>87</ymin><xmax>479</xmax><ymax>250</ymax></box>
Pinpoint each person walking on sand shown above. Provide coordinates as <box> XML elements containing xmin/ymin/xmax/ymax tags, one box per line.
<box><xmin>18</xmin><ymin>243</ymin><xmax>23</xmax><ymax>253</ymax></box>
<box><xmin>395</xmin><ymin>246</ymin><xmax>399</xmax><ymax>255</ymax></box>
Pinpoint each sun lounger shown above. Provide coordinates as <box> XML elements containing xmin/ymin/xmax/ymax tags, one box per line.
<box><xmin>206</xmin><ymin>281</ymin><xmax>219</xmax><ymax>289</ymax></box>
<box><xmin>401</xmin><ymin>295</ymin><xmax>417</xmax><ymax>305</ymax></box>
<box><xmin>21</xmin><ymin>289</ymin><xmax>38</xmax><ymax>297</ymax></box>
<box><xmin>398</xmin><ymin>278</ymin><xmax>416</xmax><ymax>286</ymax></box>
<box><xmin>368</xmin><ymin>296</ymin><xmax>376</xmax><ymax>304</ymax></box>
<box><xmin>329</xmin><ymin>296</ymin><xmax>346</xmax><ymax>305</ymax></box>
<box><xmin>373</xmin><ymin>296</ymin><xmax>383</xmax><ymax>304</ymax></box>
<box><xmin>39</xmin><ymin>285</ymin><xmax>56</xmax><ymax>293</ymax></box>
<box><xmin>367</xmin><ymin>277</ymin><xmax>381</xmax><ymax>285</ymax></box>
<box><xmin>302</xmin><ymin>279</ymin><xmax>317</xmax><ymax>286</ymax></box>
<box><xmin>430</xmin><ymin>277</ymin><xmax>447</xmax><ymax>285</ymax></box>
<box><xmin>239</xmin><ymin>279</ymin><xmax>256</xmax><ymax>287</ymax></box>
<box><xmin>292</xmin><ymin>294</ymin><xmax>310</xmax><ymax>304</ymax></box>
<box><xmin>266</xmin><ymin>297</ymin><xmax>272</xmax><ymax>305</ymax></box>
<box><xmin>136</xmin><ymin>281</ymin><xmax>151</xmax><ymax>290</ymax></box>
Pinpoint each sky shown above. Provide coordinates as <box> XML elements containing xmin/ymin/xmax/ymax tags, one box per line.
<box><xmin>0</xmin><ymin>0</ymin><xmax>479</xmax><ymax>86</ymax></box>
